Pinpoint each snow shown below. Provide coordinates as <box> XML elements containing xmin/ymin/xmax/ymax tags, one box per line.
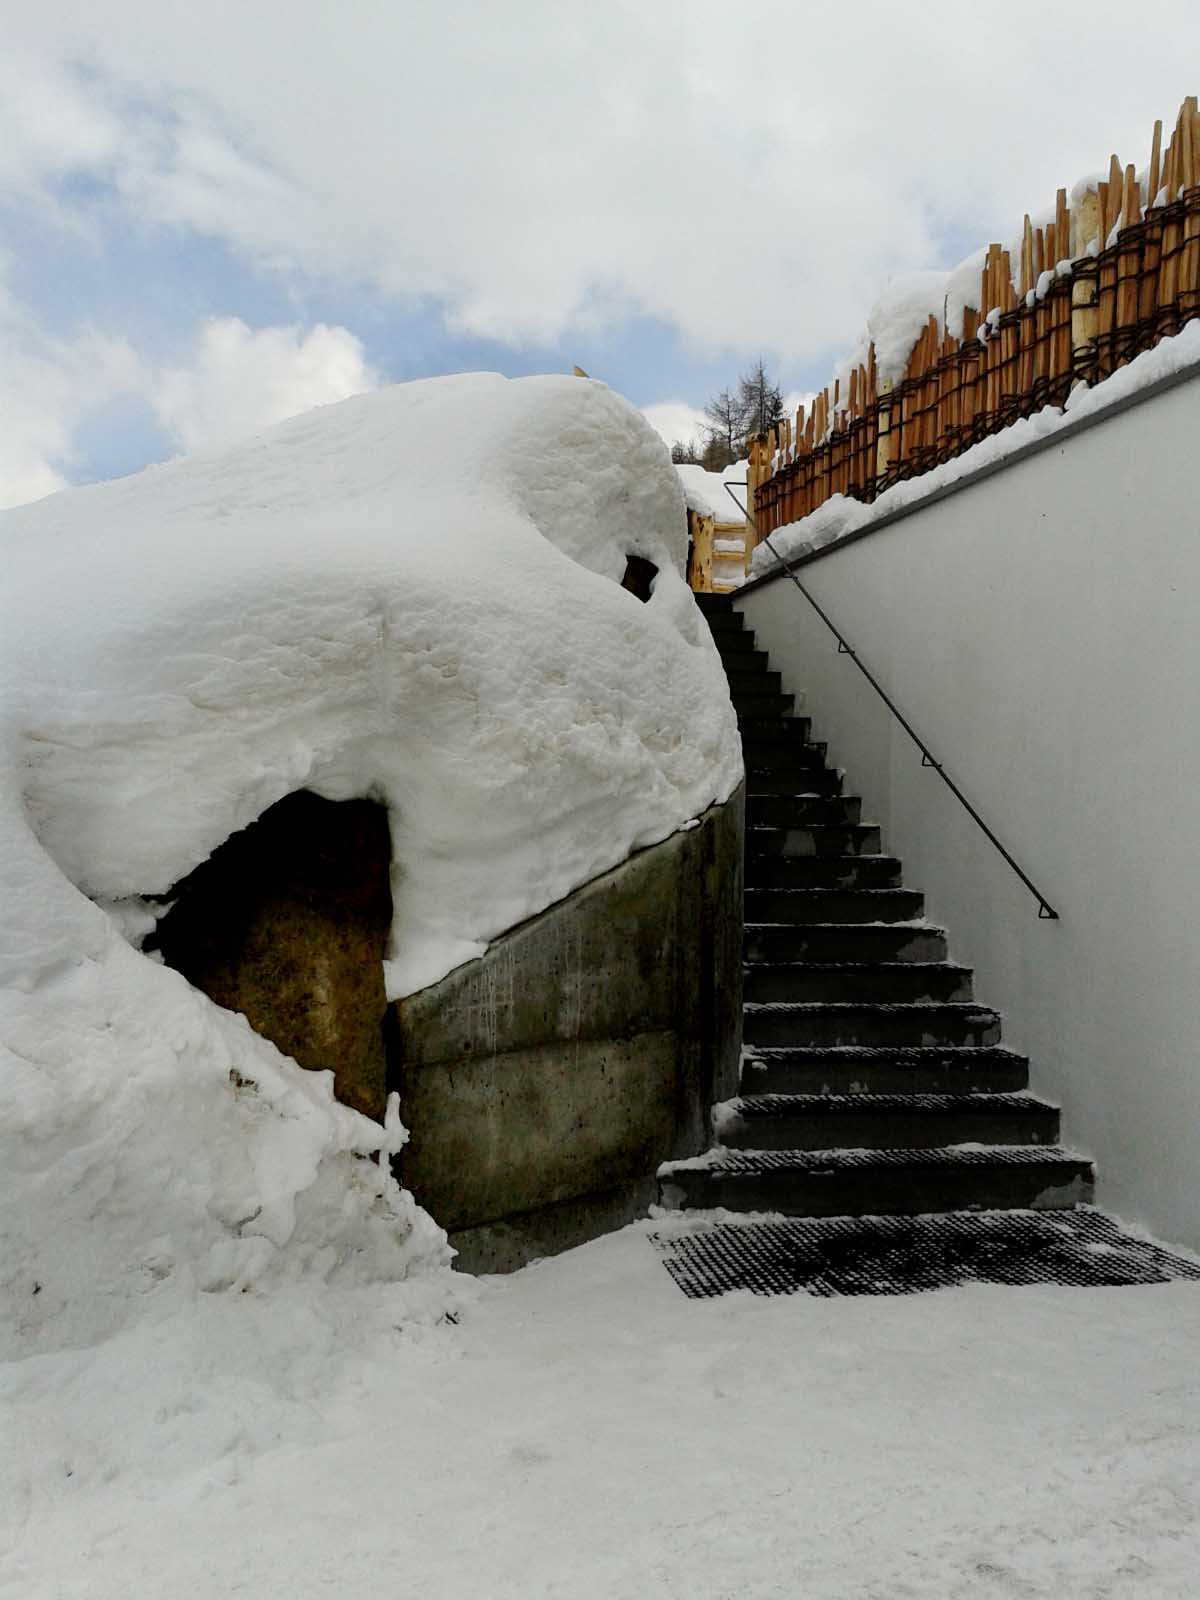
<box><xmin>751</xmin><ymin>320</ymin><xmax>1200</xmax><ymax>576</ymax></box>
<box><xmin>828</xmin><ymin>254</ymin><xmax>990</xmax><ymax>401</ymax></box>
<box><xmin>4</xmin><ymin>1219</ymin><xmax>1200</xmax><ymax>1598</ymax></box>
<box><xmin>0</xmin><ymin>372</ymin><xmax>742</xmax><ymax>1360</ymax></box>
<box><xmin>675</xmin><ymin>460</ymin><xmax>749</xmax><ymax>522</ymax></box>
<box><xmin>864</xmin><ymin>269</ymin><xmax>948</xmax><ymax>384</ymax></box>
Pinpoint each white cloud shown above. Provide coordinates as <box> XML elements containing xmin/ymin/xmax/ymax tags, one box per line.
<box><xmin>1</xmin><ymin>3</ymin><xmax>1193</xmax><ymax>365</ymax></box>
<box><xmin>641</xmin><ymin>401</ymin><xmax>709</xmax><ymax>452</ymax></box>
<box><xmin>0</xmin><ymin>267</ymin><xmax>377</xmax><ymax>507</ymax></box>
<box><xmin>152</xmin><ymin>319</ymin><xmax>378</xmax><ymax>452</ymax></box>
<box><xmin>0</xmin><ymin>276</ymin><xmax>143</xmax><ymax>509</ymax></box>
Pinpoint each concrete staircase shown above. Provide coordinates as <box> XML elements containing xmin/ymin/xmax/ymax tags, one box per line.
<box><xmin>659</xmin><ymin>592</ymin><xmax>1094</xmax><ymax>1218</ymax></box>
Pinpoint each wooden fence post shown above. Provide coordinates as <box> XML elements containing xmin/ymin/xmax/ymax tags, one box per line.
<box><xmin>1070</xmin><ymin>187</ymin><xmax>1101</xmax><ymax>388</ymax></box>
<box><xmin>689</xmin><ymin>512</ymin><xmax>715</xmax><ymax>593</ymax></box>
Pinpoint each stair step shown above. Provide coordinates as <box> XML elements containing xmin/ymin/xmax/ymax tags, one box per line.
<box><xmin>745</xmin><ymin>923</ymin><xmax>947</xmax><ymax>963</ymax></box>
<box><xmin>727</xmin><ymin>649</ymin><xmax>771</xmax><ymax>675</ymax></box>
<box><xmin>747</xmin><ymin>825</ymin><xmax>883</xmax><ymax>859</ymax></box>
<box><xmin>740</xmin><ymin>1045</ymin><xmax>1031</xmax><ymax>1096</ymax></box>
<box><xmin>743</xmin><ymin>1002</ymin><xmax>1003</xmax><ymax>1048</ymax></box>
<box><xmin>658</xmin><ymin>1146</ymin><xmax>1094</xmax><ymax>1217</ymax></box>
<box><xmin>747</xmin><ymin>795</ymin><xmax>862</xmax><ymax>828</ymax></box>
<box><xmin>713</xmin><ymin>1092</ymin><xmax>1058</xmax><ymax>1150</ymax></box>
<box><xmin>705</xmin><ymin>611</ymin><xmax>747</xmax><ymax>635</ymax></box>
<box><xmin>747</xmin><ymin>769</ymin><xmax>845</xmax><ymax>798</ymax></box>
<box><xmin>734</xmin><ymin>693</ymin><xmax>795</xmax><ymax>720</ymax></box>
<box><xmin>700</xmin><ymin>613</ymin><xmax>1092</xmax><ymax>1223</ymax></box>
<box><xmin>726</xmin><ymin>668</ymin><xmax>782</xmax><ymax>695</ymax></box>
<box><xmin>744</xmin><ymin>887</ymin><xmax>924</xmax><ymax>924</ymax></box>
<box><xmin>746</xmin><ymin>856</ymin><xmax>904</xmax><ymax>890</ymax></box>
<box><xmin>741</xmin><ymin>719</ymin><xmax>816</xmax><ymax>744</ymax></box>
<box><xmin>742</xmin><ymin>736</ymin><xmax>825</xmax><ymax>770</ymax></box>
<box><xmin>694</xmin><ymin>592</ymin><xmax>735</xmax><ymax>615</ymax></box>
<box><xmin>744</xmin><ymin>961</ymin><xmax>973</xmax><ymax>1005</ymax></box>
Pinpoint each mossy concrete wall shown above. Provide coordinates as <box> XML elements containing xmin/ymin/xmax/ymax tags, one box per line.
<box><xmin>390</xmin><ymin>785</ymin><xmax>744</xmax><ymax>1271</ymax></box>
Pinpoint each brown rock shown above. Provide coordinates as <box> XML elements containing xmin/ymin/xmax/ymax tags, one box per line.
<box><xmin>152</xmin><ymin>790</ymin><xmax>393</xmax><ymax>1120</ymax></box>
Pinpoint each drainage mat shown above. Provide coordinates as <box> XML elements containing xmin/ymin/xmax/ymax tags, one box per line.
<box><xmin>648</xmin><ymin>1210</ymin><xmax>1200</xmax><ymax>1299</ymax></box>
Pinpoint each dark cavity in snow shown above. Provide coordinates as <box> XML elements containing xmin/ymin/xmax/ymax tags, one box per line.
<box><xmin>148</xmin><ymin>790</ymin><xmax>393</xmax><ymax>1119</ymax></box>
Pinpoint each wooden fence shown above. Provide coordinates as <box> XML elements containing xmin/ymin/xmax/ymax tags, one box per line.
<box><xmin>749</xmin><ymin>96</ymin><xmax>1200</xmax><ymax>545</ymax></box>
<box><xmin>686</xmin><ymin>511</ymin><xmax>749</xmax><ymax>593</ymax></box>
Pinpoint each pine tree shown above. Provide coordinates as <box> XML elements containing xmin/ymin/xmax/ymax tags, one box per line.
<box><xmin>700</xmin><ymin>435</ymin><xmax>736</xmax><ymax>471</ymax></box>
<box><xmin>703</xmin><ymin>388</ymin><xmax>750</xmax><ymax>462</ymax></box>
<box><xmin>736</xmin><ymin>359</ymin><xmax>784</xmax><ymax>440</ymax></box>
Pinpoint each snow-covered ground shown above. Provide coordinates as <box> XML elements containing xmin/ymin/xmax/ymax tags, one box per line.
<box><xmin>3</xmin><ymin>1218</ymin><xmax>1199</xmax><ymax>1598</ymax></box>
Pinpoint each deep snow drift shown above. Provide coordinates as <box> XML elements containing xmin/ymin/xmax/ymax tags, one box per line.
<box><xmin>0</xmin><ymin>373</ymin><xmax>742</xmax><ymax>1357</ymax></box>
<box><xmin>674</xmin><ymin>460</ymin><xmax>748</xmax><ymax>523</ymax></box>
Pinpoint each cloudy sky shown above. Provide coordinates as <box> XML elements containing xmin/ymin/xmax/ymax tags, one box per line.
<box><xmin>1</xmin><ymin>1</ymin><xmax>1195</xmax><ymax>506</ymax></box>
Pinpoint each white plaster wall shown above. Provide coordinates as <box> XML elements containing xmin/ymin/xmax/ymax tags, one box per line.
<box><xmin>741</xmin><ymin>371</ymin><xmax>1200</xmax><ymax>1247</ymax></box>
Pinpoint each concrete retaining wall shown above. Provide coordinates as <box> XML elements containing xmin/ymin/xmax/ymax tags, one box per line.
<box><xmin>390</xmin><ymin>786</ymin><xmax>744</xmax><ymax>1271</ymax></box>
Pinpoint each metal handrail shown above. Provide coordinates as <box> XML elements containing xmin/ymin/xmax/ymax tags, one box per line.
<box><xmin>722</xmin><ymin>482</ymin><xmax>1059</xmax><ymax>920</ymax></box>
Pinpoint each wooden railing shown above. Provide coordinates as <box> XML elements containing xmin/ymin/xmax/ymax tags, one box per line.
<box><xmin>749</xmin><ymin>96</ymin><xmax>1200</xmax><ymax>544</ymax></box>
<box><xmin>687</xmin><ymin>510</ymin><xmax>749</xmax><ymax>594</ymax></box>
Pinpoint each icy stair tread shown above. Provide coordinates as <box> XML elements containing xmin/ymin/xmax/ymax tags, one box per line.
<box><xmin>739</xmin><ymin>1044</ymin><xmax>1033</xmax><ymax>1096</ymax></box>
<box><xmin>711</xmin><ymin>1088</ymin><xmax>1060</xmax><ymax>1149</ymax></box>
<box><xmin>714</xmin><ymin>1090</ymin><xmax>1058</xmax><ymax>1116</ymax></box>
<box><xmin>661</xmin><ymin>1144</ymin><xmax>1087</xmax><ymax>1174</ymax></box>
<box><xmin>658</xmin><ymin>1144</ymin><xmax>1094</xmax><ymax>1220</ymax></box>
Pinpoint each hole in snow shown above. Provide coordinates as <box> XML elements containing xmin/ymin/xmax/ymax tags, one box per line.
<box><xmin>146</xmin><ymin>790</ymin><xmax>393</xmax><ymax>1119</ymax></box>
<box><xmin>620</xmin><ymin>554</ymin><xmax>657</xmax><ymax>602</ymax></box>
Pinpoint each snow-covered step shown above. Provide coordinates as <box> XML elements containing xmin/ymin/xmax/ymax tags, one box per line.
<box><xmin>743</xmin><ymin>1002</ymin><xmax>1003</xmax><ymax>1049</ymax></box>
<box><xmin>657</xmin><ymin>1146</ymin><xmax>1094</xmax><ymax>1218</ymax></box>
<box><xmin>746</xmin><ymin>824</ymin><xmax>883</xmax><ymax>859</ymax></box>
<box><xmin>746</xmin><ymin>855</ymin><xmax>903</xmax><ymax>890</ymax></box>
<box><xmin>740</xmin><ymin>1045</ymin><xmax>1032</xmax><ymax>1097</ymax></box>
<box><xmin>746</xmin><ymin>768</ymin><xmax>845</xmax><ymax>798</ymax></box>
<box><xmin>744</xmin><ymin>887</ymin><xmax>925</xmax><ymax>923</ymax></box>
<box><xmin>744</xmin><ymin>960</ymin><xmax>972</xmax><ymax>1005</ymax></box>
<box><xmin>747</xmin><ymin>794</ymin><xmax>862</xmax><ymax>827</ymax></box>
<box><xmin>712</xmin><ymin>1091</ymin><xmax>1059</xmax><ymax>1150</ymax></box>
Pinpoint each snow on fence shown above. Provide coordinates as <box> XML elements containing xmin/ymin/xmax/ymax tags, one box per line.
<box><xmin>675</xmin><ymin>463</ymin><xmax>750</xmax><ymax>593</ymax></box>
<box><xmin>749</xmin><ymin>95</ymin><xmax>1200</xmax><ymax>545</ymax></box>
<box><xmin>687</xmin><ymin>513</ymin><xmax>749</xmax><ymax>594</ymax></box>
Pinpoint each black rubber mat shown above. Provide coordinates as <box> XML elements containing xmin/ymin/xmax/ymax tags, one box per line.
<box><xmin>648</xmin><ymin>1210</ymin><xmax>1200</xmax><ymax>1298</ymax></box>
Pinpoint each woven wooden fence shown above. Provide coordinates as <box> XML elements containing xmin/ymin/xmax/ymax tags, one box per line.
<box><xmin>749</xmin><ymin>96</ymin><xmax>1200</xmax><ymax>544</ymax></box>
